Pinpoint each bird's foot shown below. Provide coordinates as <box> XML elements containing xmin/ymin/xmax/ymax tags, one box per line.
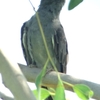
<box><xmin>28</xmin><ymin>64</ymin><xmax>37</xmax><ymax>68</ymax></box>
<box><xmin>44</xmin><ymin>68</ymin><xmax>54</xmax><ymax>76</ymax></box>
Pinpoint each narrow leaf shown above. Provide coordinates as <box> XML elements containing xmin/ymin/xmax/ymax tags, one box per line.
<box><xmin>35</xmin><ymin>58</ymin><xmax>49</xmax><ymax>100</ymax></box>
<box><xmin>54</xmin><ymin>80</ymin><xmax>66</xmax><ymax>100</ymax></box>
<box><xmin>68</xmin><ymin>0</ymin><xmax>83</xmax><ymax>10</ymax></box>
<box><xmin>35</xmin><ymin>58</ymin><xmax>49</xmax><ymax>90</ymax></box>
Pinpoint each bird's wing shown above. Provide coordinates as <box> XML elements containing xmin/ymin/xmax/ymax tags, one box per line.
<box><xmin>53</xmin><ymin>24</ymin><xmax>68</xmax><ymax>73</ymax></box>
<box><xmin>21</xmin><ymin>22</ymin><xmax>32</xmax><ymax>65</ymax></box>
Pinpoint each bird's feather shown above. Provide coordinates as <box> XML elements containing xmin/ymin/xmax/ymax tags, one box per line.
<box><xmin>53</xmin><ymin>24</ymin><xmax>68</xmax><ymax>73</ymax></box>
<box><xmin>21</xmin><ymin>22</ymin><xmax>33</xmax><ymax>65</ymax></box>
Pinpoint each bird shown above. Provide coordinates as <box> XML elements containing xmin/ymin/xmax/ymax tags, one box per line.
<box><xmin>21</xmin><ymin>0</ymin><xmax>68</xmax><ymax>99</ymax></box>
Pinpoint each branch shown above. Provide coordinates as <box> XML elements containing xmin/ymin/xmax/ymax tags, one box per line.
<box><xmin>0</xmin><ymin>91</ymin><xmax>14</xmax><ymax>100</ymax></box>
<box><xmin>18</xmin><ymin>63</ymin><xmax>100</xmax><ymax>100</ymax></box>
<box><xmin>0</xmin><ymin>49</ymin><xmax>36</xmax><ymax>100</ymax></box>
<box><xmin>0</xmin><ymin>48</ymin><xmax>100</xmax><ymax>100</ymax></box>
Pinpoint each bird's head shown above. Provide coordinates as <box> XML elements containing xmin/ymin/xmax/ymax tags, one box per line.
<box><xmin>39</xmin><ymin>0</ymin><xmax>65</xmax><ymax>16</ymax></box>
<box><xmin>40</xmin><ymin>0</ymin><xmax>65</xmax><ymax>7</ymax></box>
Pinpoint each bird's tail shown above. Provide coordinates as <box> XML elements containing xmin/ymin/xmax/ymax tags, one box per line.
<box><xmin>45</xmin><ymin>96</ymin><xmax>53</xmax><ymax>100</ymax></box>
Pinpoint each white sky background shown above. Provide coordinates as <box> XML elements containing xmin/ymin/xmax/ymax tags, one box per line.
<box><xmin>0</xmin><ymin>0</ymin><xmax>100</xmax><ymax>100</ymax></box>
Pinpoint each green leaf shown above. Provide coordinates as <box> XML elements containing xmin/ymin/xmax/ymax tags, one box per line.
<box><xmin>35</xmin><ymin>58</ymin><xmax>49</xmax><ymax>99</ymax></box>
<box><xmin>68</xmin><ymin>0</ymin><xmax>83</xmax><ymax>10</ymax></box>
<box><xmin>35</xmin><ymin>68</ymin><xmax>45</xmax><ymax>90</ymax></box>
<box><xmin>54</xmin><ymin>80</ymin><xmax>66</xmax><ymax>100</ymax></box>
<box><xmin>33</xmin><ymin>88</ymin><xmax>50</xmax><ymax>100</ymax></box>
<box><xmin>73</xmin><ymin>84</ymin><xmax>94</xmax><ymax>100</ymax></box>
<box><xmin>35</xmin><ymin>58</ymin><xmax>49</xmax><ymax>90</ymax></box>
<box><xmin>35</xmin><ymin>70</ymin><xmax>44</xmax><ymax>100</ymax></box>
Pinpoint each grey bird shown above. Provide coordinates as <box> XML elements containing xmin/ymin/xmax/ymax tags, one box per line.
<box><xmin>21</xmin><ymin>0</ymin><xmax>68</xmax><ymax>99</ymax></box>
